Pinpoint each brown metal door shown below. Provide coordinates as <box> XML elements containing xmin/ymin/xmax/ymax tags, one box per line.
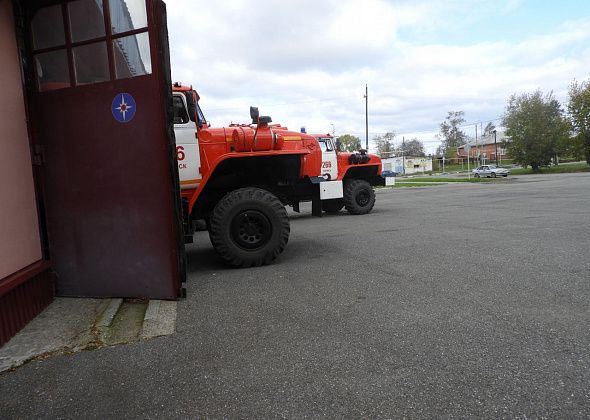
<box><xmin>24</xmin><ymin>0</ymin><xmax>184</xmax><ymax>298</ymax></box>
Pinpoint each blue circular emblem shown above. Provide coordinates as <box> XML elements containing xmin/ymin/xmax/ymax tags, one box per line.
<box><xmin>111</xmin><ymin>93</ymin><xmax>137</xmax><ymax>123</ymax></box>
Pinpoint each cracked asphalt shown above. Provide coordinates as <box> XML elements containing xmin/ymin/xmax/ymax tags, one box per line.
<box><xmin>1</xmin><ymin>173</ymin><xmax>589</xmax><ymax>418</ymax></box>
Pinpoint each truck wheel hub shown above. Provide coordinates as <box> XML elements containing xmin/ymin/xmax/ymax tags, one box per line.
<box><xmin>231</xmin><ymin>210</ymin><xmax>272</xmax><ymax>249</ymax></box>
<box><xmin>357</xmin><ymin>190</ymin><xmax>370</xmax><ymax>206</ymax></box>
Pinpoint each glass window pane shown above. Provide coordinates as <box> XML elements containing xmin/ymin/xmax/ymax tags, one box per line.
<box><xmin>109</xmin><ymin>0</ymin><xmax>147</xmax><ymax>34</ymax></box>
<box><xmin>73</xmin><ymin>42</ymin><xmax>110</xmax><ymax>85</ymax></box>
<box><xmin>69</xmin><ymin>0</ymin><xmax>106</xmax><ymax>42</ymax></box>
<box><xmin>31</xmin><ymin>5</ymin><xmax>65</xmax><ymax>50</ymax></box>
<box><xmin>35</xmin><ymin>50</ymin><xmax>71</xmax><ymax>91</ymax></box>
<box><xmin>173</xmin><ymin>96</ymin><xmax>189</xmax><ymax>124</ymax></box>
<box><xmin>197</xmin><ymin>104</ymin><xmax>206</xmax><ymax>126</ymax></box>
<box><xmin>113</xmin><ymin>32</ymin><xmax>151</xmax><ymax>79</ymax></box>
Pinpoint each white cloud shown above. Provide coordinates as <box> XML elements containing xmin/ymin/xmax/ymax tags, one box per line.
<box><xmin>166</xmin><ymin>1</ymin><xmax>590</xmax><ymax>153</ymax></box>
<box><xmin>326</xmin><ymin>0</ymin><xmax>397</xmax><ymax>47</ymax></box>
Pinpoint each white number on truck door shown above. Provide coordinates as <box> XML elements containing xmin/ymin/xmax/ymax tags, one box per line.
<box><xmin>319</xmin><ymin>138</ymin><xmax>338</xmax><ymax>180</ymax></box>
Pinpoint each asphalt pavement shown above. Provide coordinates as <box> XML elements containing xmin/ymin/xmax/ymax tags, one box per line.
<box><xmin>1</xmin><ymin>173</ymin><xmax>589</xmax><ymax>418</ymax></box>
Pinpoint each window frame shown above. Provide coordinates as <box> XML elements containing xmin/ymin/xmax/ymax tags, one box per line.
<box><xmin>30</xmin><ymin>0</ymin><xmax>151</xmax><ymax>91</ymax></box>
<box><xmin>172</xmin><ymin>93</ymin><xmax>190</xmax><ymax>126</ymax></box>
<box><xmin>317</xmin><ymin>138</ymin><xmax>334</xmax><ymax>153</ymax></box>
<box><xmin>196</xmin><ymin>103</ymin><xmax>206</xmax><ymax>127</ymax></box>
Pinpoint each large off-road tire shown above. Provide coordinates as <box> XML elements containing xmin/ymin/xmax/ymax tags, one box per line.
<box><xmin>322</xmin><ymin>198</ymin><xmax>344</xmax><ymax>213</ymax></box>
<box><xmin>343</xmin><ymin>179</ymin><xmax>375</xmax><ymax>215</ymax></box>
<box><xmin>208</xmin><ymin>188</ymin><xmax>290</xmax><ymax>268</ymax></box>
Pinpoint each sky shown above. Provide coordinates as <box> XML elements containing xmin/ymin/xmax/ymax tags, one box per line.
<box><xmin>166</xmin><ymin>0</ymin><xmax>590</xmax><ymax>154</ymax></box>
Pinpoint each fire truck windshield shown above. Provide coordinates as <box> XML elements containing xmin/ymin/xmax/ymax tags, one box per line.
<box><xmin>317</xmin><ymin>138</ymin><xmax>334</xmax><ymax>152</ymax></box>
<box><xmin>197</xmin><ymin>104</ymin><xmax>206</xmax><ymax>127</ymax></box>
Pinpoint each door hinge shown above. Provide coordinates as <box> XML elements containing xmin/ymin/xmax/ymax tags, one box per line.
<box><xmin>32</xmin><ymin>144</ymin><xmax>45</xmax><ymax>166</ymax></box>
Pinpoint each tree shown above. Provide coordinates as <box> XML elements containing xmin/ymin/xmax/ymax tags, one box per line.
<box><xmin>400</xmin><ymin>138</ymin><xmax>425</xmax><ymax>157</ymax></box>
<box><xmin>336</xmin><ymin>134</ymin><xmax>361</xmax><ymax>152</ymax></box>
<box><xmin>502</xmin><ymin>90</ymin><xmax>570</xmax><ymax>171</ymax></box>
<box><xmin>374</xmin><ymin>131</ymin><xmax>395</xmax><ymax>157</ymax></box>
<box><xmin>483</xmin><ymin>122</ymin><xmax>496</xmax><ymax>137</ymax></box>
<box><xmin>438</xmin><ymin>111</ymin><xmax>467</xmax><ymax>158</ymax></box>
<box><xmin>568</xmin><ymin>79</ymin><xmax>590</xmax><ymax>165</ymax></box>
<box><xmin>435</xmin><ymin>144</ymin><xmax>444</xmax><ymax>157</ymax></box>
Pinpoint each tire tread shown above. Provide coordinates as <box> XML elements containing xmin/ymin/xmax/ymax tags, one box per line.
<box><xmin>343</xmin><ymin>179</ymin><xmax>376</xmax><ymax>215</ymax></box>
<box><xmin>209</xmin><ymin>188</ymin><xmax>290</xmax><ymax>267</ymax></box>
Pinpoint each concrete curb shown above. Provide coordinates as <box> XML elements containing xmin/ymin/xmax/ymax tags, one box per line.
<box><xmin>94</xmin><ymin>298</ymin><xmax>124</xmax><ymax>345</ymax></box>
<box><xmin>96</xmin><ymin>298</ymin><xmax>123</xmax><ymax>328</ymax></box>
<box><xmin>141</xmin><ymin>300</ymin><xmax>177</xmax><ymax>339</ymax></box>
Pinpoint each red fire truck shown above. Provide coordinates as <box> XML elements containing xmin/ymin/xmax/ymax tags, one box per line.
<box><xmin>172</xmin><ymin>84</ymin><xmax>383</xmax><ymax>267</ymax></box>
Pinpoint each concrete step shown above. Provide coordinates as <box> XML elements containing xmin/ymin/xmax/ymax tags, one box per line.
<box><xmin>96</xmin><ymin>299</ymin><xmax>178</xmax><ymax>345</ymax></box>
<box><xmin>0</xmin><ymin>297</ymin><xmax>178</xmax><ymax>372</ymax></box>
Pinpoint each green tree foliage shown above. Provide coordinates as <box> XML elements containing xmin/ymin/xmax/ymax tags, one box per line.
<box><xmin>336</xmin><ymin>134</ymin><xmax>361</xmax><ymax>152</ymax></box>
<box><xmin>438</xmin><ymin>111</ymin><xmax>467</xmax><ymax>157</ymax></box>
<box><xmin>483</xmin><ymin>122</ymin><xmax>496</xmax><ymax>137</ymax></box>
<box><xmin>400</xmin><ymin>138</ymin><xmax>426</xmax><ymax>157</ymax></box>
<box><xmin>374</xmin><ymin>131</ymin><xmax>396</xmax><ymax>157</ymax></box>
<box><xmin>568</xmin><ymin>79</ymin><xmax>590</xmax><ymax>165</ymax></box>
<box><xmin>503</xmin><ymin>90</ymin><xmax>570</xmax><ymax>171</ymax></box>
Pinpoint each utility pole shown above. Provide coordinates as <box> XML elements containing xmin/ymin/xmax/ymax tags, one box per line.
<box><xmin>402</xmin><ymin>136</ymin><xmax>406</xmax><ymax>175</ymax></box>
<box><xmin>493</xmin><ymin>129</ymin><xmax>498</xmax><ymax>165</ymax></box>
<box><xmin>364</xmin><ymin>84</ymin><xmax>368</xmax><ymax>151</ymax></box>
<box><xmin>480</xmin><ymin>121</ymin><xmax>484</xmax><ymax>165</ymax></box>
<box><xmin>475</xmin><ymin>124</ymin><xmax>478</xmax><ymax>165</ymax></box>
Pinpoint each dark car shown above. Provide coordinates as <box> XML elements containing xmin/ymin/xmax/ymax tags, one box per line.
<box><xmin>381</xmin><ymin>170</ymin><xmax>397</xmax><ymax>178</ymax></box>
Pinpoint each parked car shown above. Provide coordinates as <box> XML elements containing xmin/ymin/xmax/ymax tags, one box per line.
<box><xmin>472</xmin><ymin>165</ymin><xmax>510</xmax><ymax>178</ymax></box>
<box><xmin>381</xmin><ymin>170</ymin><xmax>398</xmax><ymax>178</ymax></box>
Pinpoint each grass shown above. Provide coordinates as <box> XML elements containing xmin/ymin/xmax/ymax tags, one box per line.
<box><xmin>386</xmin><ymin>177</ymin><xmax>497</xmax><ymax>188</ymax></box>
<box><xmin>509</xmin><ymin>163</ymin><xmax>590</xmax><ymax>175</ymax></box>
<box><xmin>393</xmin><ymin>182</ymin><xmax>439</xmax><ymax>188</ymax></box>
<box><xmin>431</xmin><ymin>164</ymin><xmax>468</xmax><ymax>173</ymax></box>
<box><xmin>396</xmin><ymin>177</ymin><xmax>493</xmax><ymax>183</ymax></box>
<box><xmin>431</xmin><ymin>160</ymin><xmax>515</xmax><ymax>173</ymax></box>
<box><xmin>383</xmin><ymin>162</ymin><xmax>589</xmax><ymax>188</ymax></box>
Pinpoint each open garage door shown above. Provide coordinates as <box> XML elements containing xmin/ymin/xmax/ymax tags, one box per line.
<box><xmin>22</xmin><ymin>0</ymin><xmax>184</xmax><ymax>298</ymax></box>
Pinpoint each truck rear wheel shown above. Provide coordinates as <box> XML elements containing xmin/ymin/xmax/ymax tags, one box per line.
<box><xmin>343</xmin><ymin>179</ymin><xmax>375</xmax><ymax>215</ymax></box>
<box><xmin>208</xmin><ymin>187</ymin><xmax>290</xmax><ymax>267</ymax></box>
<box><xmin>322</xmin><ymin>198</ymin><xmax>344</xmax><ymax>213</ymax></box>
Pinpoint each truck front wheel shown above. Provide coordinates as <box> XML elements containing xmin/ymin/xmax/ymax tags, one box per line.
<box><xmin>208</xmin><ymin>187</ymin><xmax>290</xmax><ymax>267</ymax></box>
<box><xmin>343</xmin><ymin>179</ymin><xmax>376</xmax><ymax>215</ymax></box>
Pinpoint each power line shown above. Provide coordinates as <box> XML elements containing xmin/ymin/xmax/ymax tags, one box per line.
<box><xmin>345</xmin><ymin>116</ymin><xmax>504</xmax><ymax>140</ymax></box>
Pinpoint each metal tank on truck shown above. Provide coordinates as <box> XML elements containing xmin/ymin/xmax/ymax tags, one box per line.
<box><xmin>171</xmin><ymin>83</ymin><xmax>384</xmax><ymax>268</ymax></box>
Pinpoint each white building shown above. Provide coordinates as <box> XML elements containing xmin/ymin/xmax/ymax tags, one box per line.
<box><xmin>381</xmin><ymin>156</ymin><xmax>433</xmax><ymax>175</ymax></box>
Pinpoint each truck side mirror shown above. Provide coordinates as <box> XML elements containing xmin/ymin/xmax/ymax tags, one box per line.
<box><xmin>250</xmin><ymin>106</ymin><xmax>259</xmax><ymax>123</ymax></box>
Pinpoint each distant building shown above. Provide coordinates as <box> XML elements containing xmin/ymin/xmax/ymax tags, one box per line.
<box><xmin>457</xmin><ymin>131</ymin><xmax>510</xmax><ymax>162</ymax></box>
<box><xmin>381</xmin><ymin>156</ymin><xmax>433</xmax><ymax>174</ymax></box>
